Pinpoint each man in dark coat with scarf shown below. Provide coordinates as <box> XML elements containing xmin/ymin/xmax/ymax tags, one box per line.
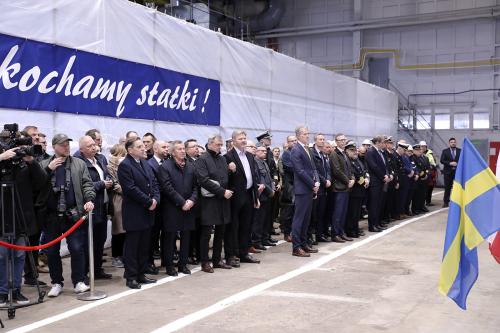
<box><xmin>195</xmin><ymin>134</ymin><xmax>233</xmax><ymax>273</ymax></box>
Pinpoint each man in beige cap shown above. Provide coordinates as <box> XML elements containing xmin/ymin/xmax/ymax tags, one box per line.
<box><xmin>39</xmin><ymin>133</ymin><xmax>95</xmax><ymax>298</ymax></box>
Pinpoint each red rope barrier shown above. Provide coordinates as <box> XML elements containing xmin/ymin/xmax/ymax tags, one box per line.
<box><xmin>0</xmin><ymin>215</ymin><xmax>88</xmax><ymax>251</ymax></box>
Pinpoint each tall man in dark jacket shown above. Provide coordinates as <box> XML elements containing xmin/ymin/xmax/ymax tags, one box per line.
<box><xmin>310</xmin><ymin>134</ymin><xmax>331</xmax><ymax>244</ymax></box>
<box><xmin>290</xmin><ymin>126</ymin><xmax>319</xmax><ymax>257</ymax></box>
<box><xmin>279</xmin><ymin>135</ymin><xmax>297</xmax><ymax>242</ymax></box>
<box><xmin>195</xmin><ymin>135</ymin><xmax>233</xmax><ymax>273</ymax></box>
<box><xmin>147</xmin><ymin>140</ymin><xmax>169</xmax><ymax>273</ymax></box>
<box><xmin>76</xmin><ymin>136</ymin><xmax>113</xmax><ymax>280</ymax></box>
<box><xmin>225</xmin><ymin>130</ymin><xmax>260</xmax><ymax>265</ymax></box>
<box><xmin>440</xmin><ymin>138</ymin><xmax>461</xmax><ymax>208</ymax></box>
<box><xmin>118</xmin><ymin>137</ymin><xmax>160</xmax><ymax>289</ymax></box>
<box><xmin>158</xmin><ymin>140</ymin><xmax>197</xmax><ymax>276</ymax></box>
<box><xmin>365</xmin><ymin>135</ymin><xmax>390</xmax><ymax>232</ymax></box>
<box><xmin>185</xmin><ymin>139</ymin><xmax>201</xmax><ymax>264</ymax></box>
<box><xmin>330</xmin><ymin>133</ymin><xmax>354</xmax><ymax>242</ymax></box>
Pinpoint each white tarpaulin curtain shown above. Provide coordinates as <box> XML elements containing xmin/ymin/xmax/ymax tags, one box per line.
<box><xmin>0</xmin><ymin>0</ymin><xmax>397</xmax><ymax>152</ymax></box>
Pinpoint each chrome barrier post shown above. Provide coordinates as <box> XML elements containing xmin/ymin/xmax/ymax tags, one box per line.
<box><xmin>78</xmin><ymin>211</ymin><xmax>107</xmax><ymax>301</ymax></box>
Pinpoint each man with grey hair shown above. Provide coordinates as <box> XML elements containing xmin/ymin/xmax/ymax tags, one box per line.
<box><xmin>290</xmin><ymin>126</ymin><xmax>319</xmax><ymax>257</ymax></box>
<box><xmin>195</xmin><ymin>134</ymin><xmax>233</xmax><ymax>272</ymax></box>
<box><xmin>225</xmin><ymin>130</ymin><xmax>261</xmax><ymax>265</ymax></box>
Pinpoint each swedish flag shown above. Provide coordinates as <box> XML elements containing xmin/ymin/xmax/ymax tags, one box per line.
<box><xmin>439</xmin><ymin>138</ymin><xmax>500</xmax><ymax>309</ymax></box>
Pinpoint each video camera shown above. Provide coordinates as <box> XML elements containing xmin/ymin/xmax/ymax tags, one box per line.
<box><xmin>0</xmin><ymin>123</ymin><xmax>43</xmax><ymax>171</ymax></box>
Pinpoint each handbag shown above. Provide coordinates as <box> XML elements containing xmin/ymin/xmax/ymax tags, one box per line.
<box><xmin>201</xmin><ymin>179</ymin><xmax>220</xmax><ymax>198</ymax></box>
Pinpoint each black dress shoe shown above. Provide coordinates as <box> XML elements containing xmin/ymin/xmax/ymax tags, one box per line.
<box><xmin>377</xmin><ymin>225</ymin><xmax>387</xmax><ymax>230</ymax></box>
<box><xmin>138</xmin><ymin>275</ymin><xmax>157</xmax><ymax>284</ymax></box>
<box><xmin>346</xmin><ymin>233</ymin><xmax>359</xmax><ymax>238</ymax></box>
<box><xmin>145</xmin><ymin>265</ymin><xmax>159</xmax><ymax>275</ymax></box>
<box><xmin>268</xmin><ymin>238</ymin><xmax>278</xmax><ymax>243</ymax></box>
<box><xmin>213</xmin><ymin>260</ymin><xmax>232</xmax><ymax>269</ymax></box>
<box><xmin>240</xmin><ymin>255</ymin><xmax>260</xmax><ymax>264</ymax></box>
<box><xmin>270</xmin><ymin>230</ymin><xmax>280</xmax><ymax>236</ymax></box>
<box><xmin>178</xmin><ymin>266</ymin><xmax>191</xmax><ymax>275</ymax></box>
<box><xmin>262</xmin><ymin>240</ymin><xmax>276</xmax><ymax>247</ymax></box>
<box><xmin>188</xmin><ymin>257</ymin><xmax>199</xmax><ymax>265</ymax></box>
<box><xmin>166</xmin><ymin>267</ymin><xmax>178</xmax><ymax>276</ymax></box>
<box><xmin>226</xmin><ymin>258</ymin><xmax>240</xmax><ymax>268</ymax></box>
<box><xmin>421</xmin><ymin>207</ymin><xmax>429</xmax><ymax>212</ymax></box>
<box><xmin>94</xmin><ymin>270</ymin><xmax>113</xmax><ymax>280</ymax></box>
<box><xmin>357</xmin><ymin>230</ymin><xmax>365</xmax><ymax>236</ymax></box>
<box><xmin>24</xmin><ymin>278</ymin><xmax>47</xmax><ymax>286</ymax></box>
<box><xmin>254</xmin><ymin>244</ymin><xmax>267</xmax><ymax>251</ymax></box>
<box><xmin>317</xmin><ymin>235</ymin><xmax>329</xmax><ymax>242</ymax></box>
<box><xmin>340</xmin><ymin>235</ymin><xmax>353</xmax><ymax>242</ymax></box>
<box><xmin>369</xmin><ymin>227</ymin><xmax>382</xmax><ymax>232</ymax></box>
<box><xmin>126</xmin><ymin>279</ymin><xmax>141</xmax><ymax>289</ymax></box>
<box><xmin>442</xmin><ymin>203</ymin><xmax>449</xmax><ymax>208</ymax></box>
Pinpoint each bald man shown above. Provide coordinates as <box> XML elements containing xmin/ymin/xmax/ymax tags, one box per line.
<box><xmin>74</xmin><ymin>136</ymin><xmax>113</xmax><ymax>279</ymax></box>
<box><xmin>147</xmin><ymin>140</ymin><xmax>169</xmax><ymax>272</ymax></box>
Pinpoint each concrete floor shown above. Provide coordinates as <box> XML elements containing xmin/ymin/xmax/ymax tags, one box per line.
<box><xmin>3</xmin><ymin>192</ymin><xmax>500</xmax><ymax>333</ymax></box>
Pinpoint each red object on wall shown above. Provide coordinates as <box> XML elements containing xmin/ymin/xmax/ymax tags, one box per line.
<box><xmin>489</xmin><ymin>141</ymin><xmax>500</xmax><ymax>172</ymax></box>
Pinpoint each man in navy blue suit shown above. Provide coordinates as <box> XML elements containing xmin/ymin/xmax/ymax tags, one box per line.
<box><xmin>118</xmin><ymin>137</ymin><xmax>160</xmax><ymax>289</ymax></box>
<box><xmin>290</xmin><ymin>126</ymin><xmax>320</xmax><ymax>257</ymax></box>
<box><xmin>365</xmin><ymin>135</ymin><xmax>390</xmax><ymax>232</ymax></box>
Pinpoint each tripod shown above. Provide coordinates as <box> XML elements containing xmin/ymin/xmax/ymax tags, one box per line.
<box><xmin>0</xmin><ymin>180</ymin><xmax>46</xmax><ymax>323</ymax></box>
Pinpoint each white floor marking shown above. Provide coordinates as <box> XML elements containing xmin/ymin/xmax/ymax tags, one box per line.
<box><xmin>259</xmin><ymin>290</ymin><xmax>370</xmax><ymax>304</ymax></box>
<box><xmin>9</xmin><ymin>198</ymin><xmax>447</xmax><ymax>333</ymax></box>
<box><xmin>149</xmin><ymin>208</ymin><xmax>447</xmax><ymax>333</ymax></box>
<box><xmin>432</xmin><ymin>190</ymin><xmax>444</xmax><ymax>196</ymax></box>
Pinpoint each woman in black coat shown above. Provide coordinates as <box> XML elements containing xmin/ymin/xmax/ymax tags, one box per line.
<box><xmin>194</xmin><ymin>135</ymin><xmax>232</xmax><ymax>273</ymax></box>
<box><xmin>157</xmin><ymin>141</ymin><xmax>197</xmax><ymax>276</ymax></box>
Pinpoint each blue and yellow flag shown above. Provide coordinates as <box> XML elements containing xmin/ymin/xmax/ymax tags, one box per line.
<box><xmin>439</xmin><ymin>138</ymin><xmax>500</xmax><ymax>309</ymax></box>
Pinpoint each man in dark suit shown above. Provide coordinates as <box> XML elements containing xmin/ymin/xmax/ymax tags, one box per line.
<box><xmin>146</xmin><ymin>140</ymin><xmax>169</xmax><ymax>273</ymax></box>
<box><xmin>117</xmin><ymin>137</ymin><xmax>160</xmax><ymax>289</ymax></box>
<box><xmin>279</xmin><ymin>135</ymin><xmax>297</xmax><ymax>242</ymax></box>
<box><xmin>252</xmin><ymin>144</ymin><xmax>276</xmax><ymax>249</ymax></box>
<box><xmin>225</xmin><ymin>130</ymin><xmax>260</xmax><ymax>266</ymax></box>
<box><xmin>185</xmin><ymin>139</ymin><xmax>201</xmax><ymax>265</ymax></box>
<box><xmin>310</xmin><ymin>134</ymin><xmax>331</xmax><ymax>244</ymax></box>
<box><xmin>365</xmin><ymin>135</ymin><xmax>390</xmax><ymax>232</ymax></box>
<box><xmin>290</xmin><ymin>126</ymin><xmax>320</xmax><ymax>257</ymax></box>
<box><xmin>157</xmin><ymin>140</ymin><xmax>197</xmax><ymax>276</ymax></box>
<box><xmin>440</xmin><ymin>138</ymin><xmax>461</xmax><ymax>208</ymax></box>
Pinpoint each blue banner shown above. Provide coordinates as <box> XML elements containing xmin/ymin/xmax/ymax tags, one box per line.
<box><xmin>0</xmin><ymin>33</ymin><xmax>220</xmax><ymax>126</ymax></box>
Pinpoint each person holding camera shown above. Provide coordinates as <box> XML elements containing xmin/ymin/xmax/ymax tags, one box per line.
<box><xmin>0</xmin><ymin>146</ymin><xmax>47</xmax><ymax>305</ymax></box>
<box><xmin>38</xmin><ymin>134</ymin><xmax>95</xmax><ymax>297</ymax></box>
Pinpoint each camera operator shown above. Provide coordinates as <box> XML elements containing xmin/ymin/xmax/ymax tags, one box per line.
<box><xmin>38</xmin><ymin>134</ymin><xmax>95</xmax><ymax>297</ymax></box>
<box><xmin>0</xmin><ymin>145</ymin><xmax>47</xmax><ymax>305</ymax></box>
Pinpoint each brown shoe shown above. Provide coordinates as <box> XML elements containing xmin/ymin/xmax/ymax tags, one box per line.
<box><xmin>303</xmin><ymin>246</ymin><xmax>318</xmax><ymax>253</ymax></box>
<box><xmin>213</xmin><ymin>260</ymin><xmax>232</xmax><ymax>269</ymax></box>
<box><xmin>284</xmin><ymin>235</ymin><xmax>292</xmax><ymax>242</ymax></box>
<box><xmin>292</xmin><ymin>248</ymin><xmax>310</xmax><ymax>257</ymax></box>
<box><xmin>331</xmin><ymin>235</ymin><xmax>346</xmax><ymax>243</ymax></box>
<box><xmin>248</xmin><ymin>246</ymin><xmax>262</xmax><ymax>254</ymax></box>
<box><xmin>201</xmin><ymin>262</ymin><xmax>214</xmax><ymax>273</ymax></box>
